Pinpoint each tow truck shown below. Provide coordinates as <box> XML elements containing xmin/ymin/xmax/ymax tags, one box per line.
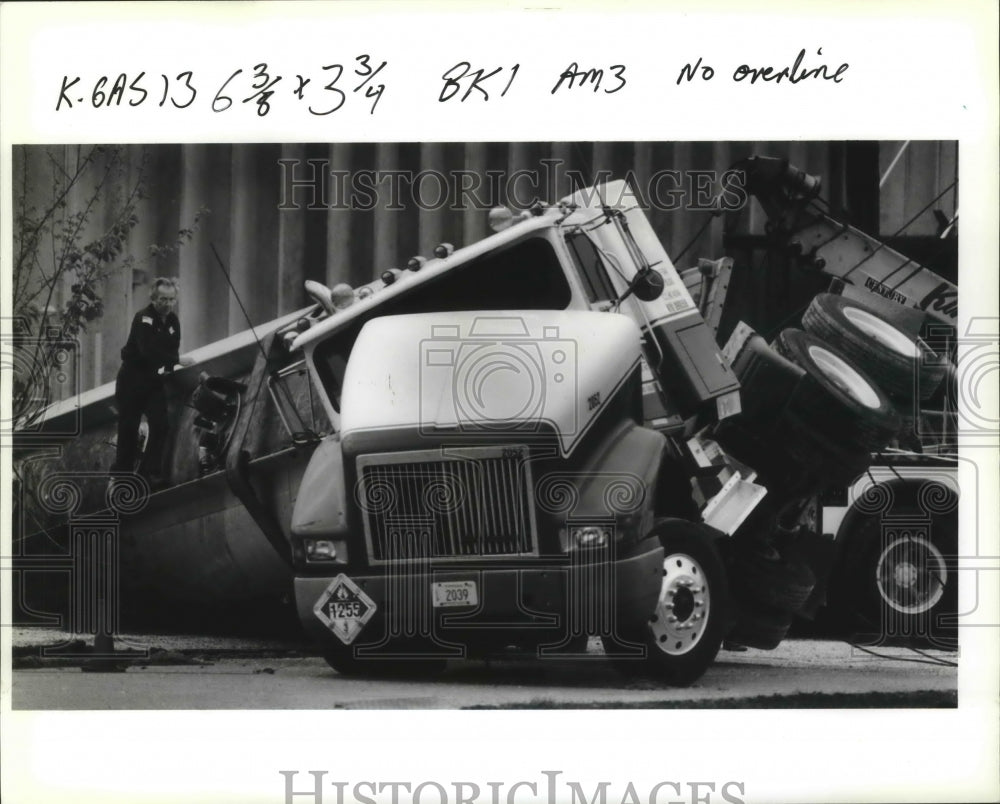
<box><xmin>13</xmin><ymin>156</ymin><xmax>959</xmax><ymax>682</ymax></box>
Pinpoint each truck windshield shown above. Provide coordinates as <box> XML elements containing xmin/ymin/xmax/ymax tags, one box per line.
<box><xmin>314</xmin><ymin>236</ymin><xmax>572</xmax><ymax>412</ymax></box>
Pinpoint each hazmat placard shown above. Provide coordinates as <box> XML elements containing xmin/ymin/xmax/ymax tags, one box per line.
<box><xmin>313</xmin><ymin>574</ymin><xmax>377</xmax><ymax>645</ymax></box>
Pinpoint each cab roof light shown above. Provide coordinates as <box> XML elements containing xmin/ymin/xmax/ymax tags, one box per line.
<box><xmin>329</xmin><ymin>283</ymin><xmax>355</xmax><ymax>310</ymax></box>
<box><xmin>488</xmin><ymin>206</ymin><xmax>515</xmax><ymax>232</ymax></box>
<box><xmin>433</xmin><ymin>243</ymin><xmax>454</xmax><ymax>259</ymax></box>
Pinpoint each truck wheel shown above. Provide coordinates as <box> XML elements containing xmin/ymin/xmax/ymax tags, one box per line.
<box><xmin>802</xmin><ymin>294</ymin><xmax>947</xmax><ymax>402</ymax></box>
<box><xmin>773</xmin><ymin>328</ymin><xmax>901</xmax><ymax>452</ymax></box>
<box><xmin>832</xmin><ymin>511</ymin><xmax>957</xmax><ymax>649</ymax></box>
<box><xmin>322</xmin><ymin>641</ymin><xmax>448</xmax><ymax>678</ymax></box>
<box><xmin>729</xmin><ymin>545</ymin><xmax>817</xmax><ymax>614</ymax></box>
<box><xmin>604</xmin><ymin>519</ymin><xmax>729</xmax><ymax>686</ymax></box>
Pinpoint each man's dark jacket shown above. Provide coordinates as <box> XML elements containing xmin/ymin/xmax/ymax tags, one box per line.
<box><xmin>120</xmin><ymin>303</ymin><xmax>180</xmax><ymax>374</ymax></box>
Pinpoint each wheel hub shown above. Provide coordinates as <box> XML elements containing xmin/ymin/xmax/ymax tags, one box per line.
<box><xmin>648</xmin><ymin>553</ymin><xmax>710</xmax><ymax>656</ymax></box>
<box><xmin>876</xmin><ymin>536</ymin><xmax>947</xmax><ymax>614</ymax></box>
<box><xmin>894</xmin><ymin>561</ymin><xmax>919</xmax><ymax>588</ymax></box>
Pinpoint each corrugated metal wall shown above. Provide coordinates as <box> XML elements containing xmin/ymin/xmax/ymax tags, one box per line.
<box><xmin>879</xmin><ymin>141</ymin><xmax>959</xmax><ymax>235</ymax></box>
<box><xmin>11</xmin><ymin>141</ymin><xmax>957</xmax><ymax>396</ymax></box>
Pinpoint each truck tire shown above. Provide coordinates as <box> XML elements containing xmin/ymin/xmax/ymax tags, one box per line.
<box><xmin>773</xmin><ymin>328</ymin><xmax>901</xmax><ymax>452</ymax></box>
<box><xmin>802</xmin><ymin>294</ymin><xmax>947</xmax><ymax>402</ymax></box>
<box><xmin>729</xmin><ymin>545</ymin><xmax>817</xmax><ymax>614</ymax></box>
<box><xmin>831</xmin><ymin>509</ymin><xmax>957</xmax><ymax>649</ymax></box>
<box><xmin>603</xmin><ymin>519</ymin><xmax>729</xmax><ymax>686</ymax></box>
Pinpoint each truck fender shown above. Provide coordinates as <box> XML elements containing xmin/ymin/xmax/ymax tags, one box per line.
<box><xmin>535</xmin><ymin>422</ymin><xmax>665</xmax><ymax>542</ymax></box>
<box><xmin>290</xmin><ymin>435</ymin><xmax>349</xmax><ymax>537</ymax></box>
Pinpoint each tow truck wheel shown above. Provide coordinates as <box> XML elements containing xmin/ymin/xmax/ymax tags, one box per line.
<box><xmin>604</xmin><ymin>519</ymin><xmax>729</xmax><ymax>686</ymax></box>
<box><xmin>802</xmin><ymin>294</ymin><xmax>947</xmax><ymax>402</ymax></box>
<box><xmin>773</xmin><ymin>328</ymin><xmax>901</xmax><ymax>452</ymax></box>
<box><xmin>831</xmin><ymin>510</ymin><xmax>957</xmax><ymax>649</ymax></box>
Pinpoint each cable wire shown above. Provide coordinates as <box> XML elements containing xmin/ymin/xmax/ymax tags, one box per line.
<box><xmin>840</xmin><ymin>180</ymin><xmax>957</xmax><ymax>283</ymax></box>
<box><xmin>209</xmin><ymin>243</ymin><xmax>269</xmax><ymax>364</ymax></box>
<box><xmin>672</xmin><ymin>214</ymin><xmax>714</xmax><ymax>266</ymax></box>
<box><xmin>848</xmin><ymin>641</ymin><xmax>958</xmax><ymax>667</ymax></box>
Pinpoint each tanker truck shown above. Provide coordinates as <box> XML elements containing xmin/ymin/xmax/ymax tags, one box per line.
<box><xmin>12</xmin><ymin>157</ymin><xmax>957</xmax><ymax>684</ymax></box>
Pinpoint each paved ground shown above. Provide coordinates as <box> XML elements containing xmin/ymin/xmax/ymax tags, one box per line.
<box><xmin>9</xmin><ymin>629</ymin><xmax>957</xmax><ymax>709</ymax></box>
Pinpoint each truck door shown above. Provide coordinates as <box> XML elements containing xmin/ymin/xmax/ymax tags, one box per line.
<box><xmin>562</xmin><ymin>181</ymin><xmax>740</xmax><ymax>423</ymax></box>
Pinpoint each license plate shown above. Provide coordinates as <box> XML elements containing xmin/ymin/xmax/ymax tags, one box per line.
<box><xmin>432</xmin><ymin>580</ymin><xmax>478</xmax><ymax>608</ymax></box>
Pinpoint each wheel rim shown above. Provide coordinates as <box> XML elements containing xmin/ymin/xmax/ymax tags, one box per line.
<box><xmin>843</xmin><ymin>307</ymin><xmax>919</xmax><ymax>358</ymax></box>
<box><xmin>648</xmin><ymin>552</ymin><xmax>710</xmax><ymax>655</ymax></box>
<box><xmin>875</xmin><ymin>536</ymin><xmax>948</xmax><ymax>614</ymax></box>
<box><xmin>807</xmin><ymin>344</ymin><xmax>881</xmax><ymax>409</ymax></box>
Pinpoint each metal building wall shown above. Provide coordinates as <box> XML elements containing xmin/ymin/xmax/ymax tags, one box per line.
<box><xmin>12</xmin><ymin>140</ymin><xmax>956</xmax><ymax>397</ymax></box>
<box><xmin>879</xmin><ymin>141</ymin><xmax>959</xmax><ymax>235</ymax></box>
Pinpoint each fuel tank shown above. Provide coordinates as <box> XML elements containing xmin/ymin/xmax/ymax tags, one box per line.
<box><xmin>12</xmin><ymin>313</ymin><xmax>327</xmax><ymax>634</ymax></box>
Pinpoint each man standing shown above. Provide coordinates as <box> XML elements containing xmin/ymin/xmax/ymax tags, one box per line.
<box><xmin>111</xmin><ymin>277</ymin><xmax>193</xmax><ymax>484</ymax></box>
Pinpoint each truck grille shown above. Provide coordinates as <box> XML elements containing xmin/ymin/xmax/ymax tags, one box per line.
<box><xmin>357</xmin><ymin>447</ymin><xmax>536</xmax><ymax>563</ymax></box>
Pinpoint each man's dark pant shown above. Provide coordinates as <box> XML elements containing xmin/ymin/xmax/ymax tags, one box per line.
<box><xmin>112</xmin><ymin>366</ymin><xmax>168</xmax><ymax>477</ymax></box>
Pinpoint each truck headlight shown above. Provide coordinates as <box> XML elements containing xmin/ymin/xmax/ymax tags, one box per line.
<box><xmin>303</xmin><ymin>538</ymin><xmax>347</xmax><ymax>563</ymax></box>
<box><xmin>560</xmin><ymin>525</ymin><xmax>613</xmax><ymax>551</ymax></box>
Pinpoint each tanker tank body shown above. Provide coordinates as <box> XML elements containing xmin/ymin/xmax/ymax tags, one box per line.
<box><xmin>12</xmin><ymin>306</ymin><xmax>330</xmax><ymax>635</ymax></box>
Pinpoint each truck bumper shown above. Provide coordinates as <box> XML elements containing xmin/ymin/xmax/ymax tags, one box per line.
<box><xmin>294</xmin><ymin>540</ymin><xmax>665</xmax><ymax>650</ymax></box>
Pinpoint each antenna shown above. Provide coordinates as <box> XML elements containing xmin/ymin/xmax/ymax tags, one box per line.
<box><xmin>209</xmin><ymin>242</ymin><xmax>269</xmax><ymax>363</ymax></box>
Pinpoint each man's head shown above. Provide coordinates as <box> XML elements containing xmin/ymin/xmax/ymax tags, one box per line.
<box><xmin>151</xmin><ymin>277</ymin><xmax>178</xmax><ymax>319</ymax></box>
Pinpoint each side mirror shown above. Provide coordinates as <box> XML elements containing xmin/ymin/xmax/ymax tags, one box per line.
<box><xmin>631</xmin><ymin>268</ymin><xmax>664</xmax><ymax>302</ymax></box>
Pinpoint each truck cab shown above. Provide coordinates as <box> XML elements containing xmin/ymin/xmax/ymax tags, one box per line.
<box><xmin>276</xmin><ymin>183</ymin><xmax>748</xmax><ymax>682</ymax></box>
